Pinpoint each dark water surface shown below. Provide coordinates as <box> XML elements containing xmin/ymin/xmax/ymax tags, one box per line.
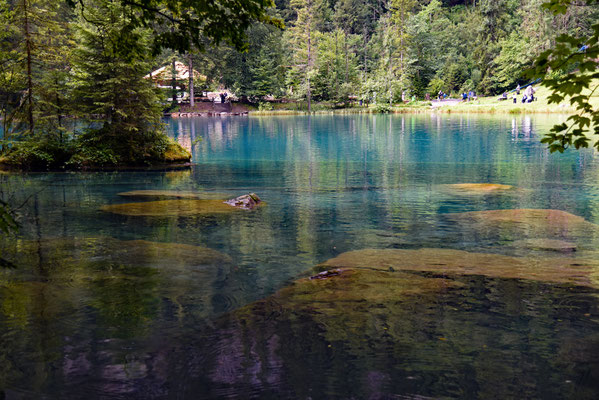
<box><xmin>1</xmin><ymin>114</ymin><xmax>599</xmax><ymax>399</ymax></box>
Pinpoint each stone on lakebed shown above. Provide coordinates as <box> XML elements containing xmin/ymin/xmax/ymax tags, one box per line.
<box><xmin>441</xmin><ymin>183</ymin><xmax>514</xmax><ymax>194</ymax></box>
<box><xmin>318</xmin><ymin>247</ymin><xmax>599</xmax><ymax>288</ymax></box>
<box><xmin>117</xmin><ymin>190</ymin><xmax>230</xmax><ymax>200</ymax></box>
<box><xmin>444</xmin><ymin>208</ymin><xmax>599</xmax><ymax>240</ymax></box>
<box><xmin>101</xmin><ymin>193</ymin><xmax>264</xmax><ymax>216</ymax></box>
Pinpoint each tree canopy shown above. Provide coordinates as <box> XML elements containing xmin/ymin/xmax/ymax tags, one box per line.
<box><xmin>66</xmin><ymin>0</ymin><xmax>284</xmax><ymax>53</ymax></box>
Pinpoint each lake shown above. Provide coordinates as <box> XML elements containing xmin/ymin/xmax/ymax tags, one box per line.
<box><xmin>1</xmin><ymin>114</ymin><xmax>599</xmax><ymax>398</ymax></box>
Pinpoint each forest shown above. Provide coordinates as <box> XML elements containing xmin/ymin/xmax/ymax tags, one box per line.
<box><xmin>199</xmin><ymin>0</ymin><xmax>598</xmax><ymax>105</ymax></box>
<box><xmin>0</xmin><ymin>0</ymin><xmax>598</xmax><ymax>169</ymax></box>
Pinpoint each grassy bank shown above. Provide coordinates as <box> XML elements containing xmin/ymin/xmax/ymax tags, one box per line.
<box><xmin>249</xmin><ymin>102</ymin><xmax>431</xmax><ymax>116</ymax></box>
<box><xmin>248</xmin><ymin>82</ymin><xmax>599</xmax><ymax>116</ymax></box>
<box><xmin>436</xmin><ymin>85</ymin><xmax>574</xmax><ymax>114</ymax></box>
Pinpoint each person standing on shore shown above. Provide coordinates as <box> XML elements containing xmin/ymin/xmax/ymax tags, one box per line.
<box><xmin>525</xmin><ymin>85</ymin><xmax>535</xmax><ymax>102</ymax></box>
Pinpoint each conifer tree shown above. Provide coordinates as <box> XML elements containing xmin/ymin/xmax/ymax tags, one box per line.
<box><xmin>71</xmin><ymin>0</ymin><xmax>166</xmax><ymax>164</ymax></box>
<box><xmin>287</xmin><ymin>0</ymin><xmax>327</xmax><ymax>111</ymax></box>
<box><xmin>0</xmin><ymin>0</ymin><xmax>72</xmax><ymax>137</ymax></box>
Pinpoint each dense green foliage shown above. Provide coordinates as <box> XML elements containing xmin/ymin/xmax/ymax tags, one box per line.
<box><xmin>0</xmin><ymin>0</ymin><xmax>598</xmax><ymax>164</ymax></box>
<box><xmin>67</xmin><ymin>0</ymin><xmax>283</xmax><ymax>54</ymax></box>
<box><xmin>200</xmin><ymin>0</ymin><xmax>597</xmax><ymax>105</ymax></box>
<box><xmin>0</xmin><ymin>0</ymin><xmax>281</xmax><ymax>168</ymax></box>
<box><xmin>528</xmin><ymin>0</ymin><xmax>599</xmax><ymax>152</ymax></box>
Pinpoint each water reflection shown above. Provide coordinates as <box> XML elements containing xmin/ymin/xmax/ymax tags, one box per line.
<box><xmin>1</xmin><ymin>114</ymin><xmax>599</xmax><ymax>398</ymax></box>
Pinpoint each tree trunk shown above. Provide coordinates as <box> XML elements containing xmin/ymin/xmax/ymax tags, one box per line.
<box><xmin>344</xmin><ymin>30</ymin><xmax>349</xmax><ymax>83</ymax></box>
<box><xmin>306</xmin><ymin>0</ymin><xmax>312</xmax><ymax>113</ymax></box>
<box><xmin>335</xmin><ymin>30</ymin><xmax>339</xmax><ymax>97</ymax></box>
<box><xmin>171</xmin><ymin>58</ymin><xmax>177</xmax><ymax>105</ymax></box>
<box><xmin>23</xmin><ymin>0</ymin><xmax>34</xmax><ymax>133</ymax></box>
<box><xmin>188</xmin><ymin>54</ymin><xmax>194</xmax><ymax>108</ymax></box>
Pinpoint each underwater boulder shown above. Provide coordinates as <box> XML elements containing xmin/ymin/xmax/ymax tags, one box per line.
<box><xmin>442</xmin><ymin>183</ymin><xmax>514</xmax><ymax>194</ymax></box>
<box><xmin>117</xmin><ymin>190</ymin><xmax>231</xmax><ymax>200</ymax></box>
<box><xmin>118</xmin><ymin>190</ymin><xmax>202</xmax><ymax>200</ymax></box>
<box><xmin>101</xmin><ymin>199</ymin><xmax>246</xmax><ymax>217</ymax></box>
<box><xmin>444</xmin><ymin>208</ymin><xmax>599</xmax><ymax>242</ymax></box>
<box><xmin>232</xmin><ymin>267</ymin><xmax>460</xmax><ymax>342</ymax></box>
<box><xmin>318</xmin><ymin>248</ymin><xmax>599</xmax><ymax>288</ymax></box>
<box><xmin>0</xmin><ymin>237</ymin><xmax>235</xmax><ymax>334</ymax></box>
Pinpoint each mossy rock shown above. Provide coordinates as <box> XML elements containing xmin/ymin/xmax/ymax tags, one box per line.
<box><xmin>163</xmin><ymin>140</ymin><xmax>191</xmax><ymax>163</ymax></box>
<box><xmin>441</xmin><ymin>183</ymin><xmax>514</xmax><ymax>194</ymax></box>
<box><xmin>101</xmin><ymin>198</ymin><xmax>265</xmax><ymax>217</ymax></box>
<box><xmin>117</xmin><ymin>190</ymin><xmax>231</xmax><ymax>200</ymax></box>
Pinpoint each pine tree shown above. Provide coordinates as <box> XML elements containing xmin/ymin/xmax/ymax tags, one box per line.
<box><xmin>287</xmin><ymin>0</ymin><xmax>328</xmax><ymax>111</ymax></box>
<box><xmin>0</xmin><ymin>0</ymin><xmax>72</xmax><ymax>137</ymax></box>
<box><xmin>71</xmin><ymin>0</ymin><xmax>166</xmax><ymax>165</ymax></box>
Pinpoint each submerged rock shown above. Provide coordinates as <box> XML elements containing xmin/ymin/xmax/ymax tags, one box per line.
<box><xmin>445</xmin><ymin>208</ymin><xmax>599</xmax><ymax>241</ymax></box>
<box><xmin>234</xmin><ymin>267</ymin><xmax>459</xmax><ymax>342</ymax></box>
<box><xmin>319</xmin><ymin>247</ymin><xmax>599</xmax><ymax>288</ymax></box>
<box><xmin>102</xmin><ymin>193</ymin><xmax>264</xmax><ymax>216</ymax></box>
<box><xmin>0</xmin><ymin>237</ymin><xmax>234</xmax><ymax>333</ymax></box>
<box><xmin>101</xmin><ymin>199</ymin><xmax>246</xmax><ymax>216</ymax></box>
<box><xmin>0</xmin><ymin>236</ymin><xmax>231</xmax><ymax>273</ymax></box>
<box><xmin>442</xmin><ymin>183</ymin><xmax>514</xmax><ymax>194</ymax></box>
<box><xmin>224</xmin><ymin>193</ymin><xmax>262</xmax><ymax>210</ymax></box>
<box><xmin>118</xmin><ymin>190</ymin><xmax>202</xmax><ymax>200</ymax></box>
<box><xmin>448</xmin><ymin>208</ymin><xmax>590</xmax><ymax>225</ymax></box>
<box><xmin>117</xmin><ymin>190</ymin><xmax>231</xmax><ymax>200</ymax></box>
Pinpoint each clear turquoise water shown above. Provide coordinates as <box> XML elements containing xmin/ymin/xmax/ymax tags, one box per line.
<box><xmin>1</xmin><ymin>114</ymin><xmax>599</xmax><ymax>398</ymax></box>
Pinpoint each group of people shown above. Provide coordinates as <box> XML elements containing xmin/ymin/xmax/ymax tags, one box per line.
<box><xmin>460</xmin><ymin>91</ymin><xmax>477</xmax><ymax>101</ymax></box>
<box><xmin>499</xmin><ymin>83</ymin><xmax>536</xmax><ymax>103</ymax></box>
<box><xmin>518</xmin><ymin>84</ymin><xmax>536</xmax><ymax>103</ymax></box>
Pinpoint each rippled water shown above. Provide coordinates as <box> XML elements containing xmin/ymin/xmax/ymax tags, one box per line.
<box><xmin>1</xmin><ymin>114</ymin><xmax>599</xmax><ymax>398</ymax></box>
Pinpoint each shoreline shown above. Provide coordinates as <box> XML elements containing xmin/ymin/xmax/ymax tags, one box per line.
<box><xmin>165</xmin><ymin>102</ymin><xmax>577</xmax><ymax>118</ymax></box>
<box><xmin>0</xmin><ymin>162</ymin><xmax>193</xmax><ymax>173</ymax></box>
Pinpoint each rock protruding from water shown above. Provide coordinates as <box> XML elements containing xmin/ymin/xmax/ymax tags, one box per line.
<box><xmin>224</xmin><ymin>193</ymin><xmax>262</xmax><ymax>210</ymax></box>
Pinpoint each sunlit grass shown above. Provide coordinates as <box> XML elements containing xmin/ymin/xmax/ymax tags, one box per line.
<box><xmin>438</xmin><ymin>78</ymin><xmax>599</xmax><ymax>114</ymax></box>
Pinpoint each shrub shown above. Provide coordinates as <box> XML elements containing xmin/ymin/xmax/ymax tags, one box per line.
<box><xmin>258</xmin><ymin>102</ymin><xmax>273</xmax><ymax>111</ymax></box>
<box><xmin>374</xmin><ymin>103</ymin><xmax>391</xmax><ymax>113</ymax></box>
